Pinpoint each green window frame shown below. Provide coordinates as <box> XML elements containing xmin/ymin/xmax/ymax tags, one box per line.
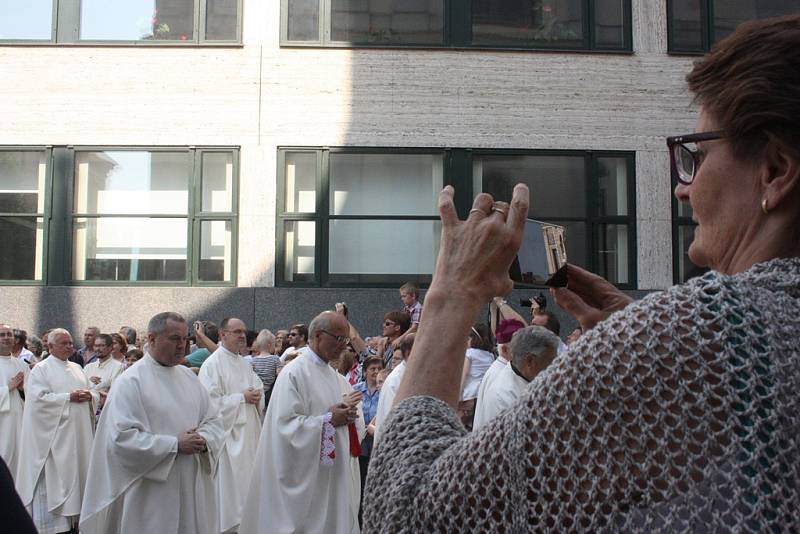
<box><xmin>277</xmin><ymin>147</ymin><xmax>637</xmax><ymax>289</ymax></box>
<box><xmin>280</xmin><ymin>0</ymin><xmax>632</xmax><ymax>52</ymax></box>
<box><xmin>667</xmin><ymin>0</ymin><xmax>800</xmax><ymax>54</ymax></box>
<box><xmin>0</xmin><ymin>0</ymin><xmax>242</xmax><ymax>45</ymax></box>
<box><xmin>0</xmin><ymin>146</ymin><xmax>239</xmax><ymax>286</ymax></box>
<box><xmin>0</xmin><ymin>147</ymin><xmax>52</xmax><ymax>285</ymax></box>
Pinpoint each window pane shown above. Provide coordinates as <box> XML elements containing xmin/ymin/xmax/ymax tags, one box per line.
<box><xmin>205</xmin><ymin>0</ymin><xmax>238</xmax><ymax>40</ymax></box>
<box><xmin>594</xmin><ymin>0</ymin><xmax>625</xmax><ymax>48</ymax></box>
<box><xmin>330</xmin><ymin>153</ymin><xmax>443</xmax><ymax>216</ymax></box>
<box><xmin>283</xmin><ymin>220</ymin><xmax>316</xmax><ymax>282</ymax></box>
<box><xmin>328</xmin><ymin>219</ymin><xmax>440</xmax><ymax>280</ymax></box>
<box><xmin>556</xmin><ymin>220</ymin><xmax>587</xmax><ymax>271</ymax></box>
<box><xmin>0</xmin><ymin>0</ymin><xmax>52</xmax><ymax>40</ymax></box>
<box><xmin>331</xmin><ymin>0</ymin><xmax>444</xmax><ymax>44</ymax></box>
<box><xmin>713</xmin><ymin>0</ymin><xmax>800</xmax><ymax>43</ymax></box>
<box><xmin>476</xmin><ymin>155</ymin><xmax>586</xmax><ymax>218</ymax></box>
<box><xmin>201</xmin><ymin>152</ymin><xmax>234</xmax><ymax>212</ymax></box>
<box><xmin>677</xmin><ymin>198</ymin><xmax>693</xmax><ymax>218</ymax></box>
<box><xmin>0</xmin><ymin>151</ymin><xmax>47</xmax><ymax>213</ymax></box>
<box><xmin>287</xmin><ymin>0</ymin><xmax>319</xmax><ymax>41</ymax></box>
<box><xmin>595</xmin><ymin>223</ymin><xmax>629</xmax><ymax>284</ymax></box>
<box><xmin>670</xmin><ymin>0</ymin><xmax>704</xmax><ymax>51</ymax></box>
<box><xmin>0</xmin><ymin>217</ymin><xmax>44</xmax><ymax>280</ymax></box>
<box><xmin>73</xmin><ymin>217</ymin><xmax>187</xmax><ymax>281</ymax></box>
<box><xmin>80</xmin><ymin>0</ymin><xmax>194</xmax><ymax>41</ymax></box>
<box><xmin>596</xmin><ymin>157</ymin><xmax>628</xmax><ymax>216</ymax></box>
<box><xmin>284</xmin><ymin>153</ymin><xmax>317</xmax><ymax>213</ymax></box>
<box><xmin>198</xmin><ymin>220</ymin><xmax>232</xmax><ymax>282</ymax></box>
<box><xmin>472</xmin><ymin>0</ymin><xmax>583</xmax><ymax>47</ymax></box>
<box><xmin>74</xmin><ymin>151</ymin><xmax>190</xmax><ymax>215</ymax></box>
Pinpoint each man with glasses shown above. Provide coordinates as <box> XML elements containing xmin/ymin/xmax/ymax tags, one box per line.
<box><xmin>279</xmin><ymin>323</ymin><xmax>310</xmax><ymax>362</ymax></box>
<box><xmin>198</xmin><ymin>317</ymin><xmax>264</xmax><ymax>534</ymax></box>
<box><xmin>380</xmin><ymin>311</ymin><xmax>411</xmax><ymax>369</ymax></box>
<box><xmin>241</xmin><ymin>311</ymin><xmax>363</xmax><ymax>534</ymax></box>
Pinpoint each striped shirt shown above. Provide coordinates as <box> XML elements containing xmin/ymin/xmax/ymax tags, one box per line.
<box><xmin>250</xmin><ymin>354</ymin><xmax>280</xmax><ymax>390</ymax></box>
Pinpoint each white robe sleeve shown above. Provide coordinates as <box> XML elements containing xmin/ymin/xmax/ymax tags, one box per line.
<box><xmin>0</xmin><ymin>385</ymin><xmax>10</xmax><ymax>413</ymax></box>
<box><xmin>198</xmin><ymin>360</ymin><xmax>246</xmax><ymax>437</ymax></box>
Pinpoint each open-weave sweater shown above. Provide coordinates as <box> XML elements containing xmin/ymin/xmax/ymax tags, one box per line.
<box><xmin>364</xmin><ymin>258</ymin><xmax>800</xmax><ymax>533</ymax></box>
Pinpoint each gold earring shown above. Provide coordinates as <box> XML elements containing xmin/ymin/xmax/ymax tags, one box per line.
<box><xmin>761</xmin><ymin>198</ymin><xmax>769</xmax><ymax>214</ymax></box>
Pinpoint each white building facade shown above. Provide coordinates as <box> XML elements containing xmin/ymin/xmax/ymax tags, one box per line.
<box><xmin>0</xmin><ymin>0</ymin><xmax>791</xmax><ymax>334</ymax></box>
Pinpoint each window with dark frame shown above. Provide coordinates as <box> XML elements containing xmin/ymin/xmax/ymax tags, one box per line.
<box><xmin>0</xmin><ymin>0</ymin><xmax>241</xmax><ymax>43</ymax></box>
<box><xmin>282</xmin><ymin>0</ymin><xmax>632</xmax><ymax>51</ymax></box>
<box><xmin>277</xmin><ymin>147</ymin><xmax>636</xmax><ymax>288</ymax></box>
<box><xmin>0</xmin><ymin>149</ymin><xmax>49</xmax><ymax>281</ymax></box>
<box><xmin>0</xmin><ymin>146</ymin><xmax>238</xmax><ymax>285</ymax></box>
<box><xmin>668</xmin><ymin>0</ymin><xmax>800</xmax><ymax>54</ymax></box>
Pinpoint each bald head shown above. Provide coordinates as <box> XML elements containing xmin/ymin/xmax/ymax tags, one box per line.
<box><xmin>308</xmin><ymin>311</ymin><xmax>350</xmax><ymax>362</ymax></box>
<box><xmin>0</xmin><ymin>324</ymin><xmax>13</xmax><ymax>355</ymax></box>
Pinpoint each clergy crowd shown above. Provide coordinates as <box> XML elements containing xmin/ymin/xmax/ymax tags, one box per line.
<box><xmin>0</xmin><ymin>282</ymin><xmax>579</xmax><ymax>533</ymax></box>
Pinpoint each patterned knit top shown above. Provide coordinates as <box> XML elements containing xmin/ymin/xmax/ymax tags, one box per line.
<box><xmin>364</xmin><ymin>258</ymin><xmax>800</xmax><ymax>533</ymax></box>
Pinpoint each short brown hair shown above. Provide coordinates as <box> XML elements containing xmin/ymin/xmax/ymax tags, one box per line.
<box><xmin>384</xmin><ymin>311</ymin><xmax>411</xmax><ymax>335</ymax></box>
<box><xmin>686</xmin><ymin>15</ymin><xmax>800</xmax><ymax>162</ymax></box>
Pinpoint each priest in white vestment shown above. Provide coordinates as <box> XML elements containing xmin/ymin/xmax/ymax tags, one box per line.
<box><xmin>80</xmin><ymin>311</ymin><xmax>225</xmax><ymax>534</ymax></box>
<box><xmin>473</xmin><ymin>326</ymin><xmax>559</xmax><ymax>430</ymax></box>
<box><xmin>83</xmin><ymin>333</ymin><xmax>124</xmax><ymax>410</ymax></box>
<box><xmin>372</xmin><ymin>334</ymin><xmax>414</xmax><ymax>447</ymax></box>
<box><xmin>473</xmin><ymin>318</ymin><xmax>525</xmax><ymax>430</ymax></box>
<box><xmin>198</xmin><ymin>317</ymin><xmax>264</xmax><ymax>533</ymax></box>
<box><xmin>240</xmin><ymin>311</ymin><xmax>364</xmax><ymax>534</ymax></box>
<box><xmin>16</xmin><ymin>328</ymin><xmax>97</xmax><ymax>534</ymax></box>
<box><xmin>0</xmin><ymin>324</ymin><xmax>30</xmax><ymax>476</ymax></box>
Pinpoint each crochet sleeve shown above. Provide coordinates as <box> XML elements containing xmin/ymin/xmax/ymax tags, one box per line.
<box><xmin>364</xmin><ymin>273</ymin><xmax>795</xmax><ymax>532</ymax></box>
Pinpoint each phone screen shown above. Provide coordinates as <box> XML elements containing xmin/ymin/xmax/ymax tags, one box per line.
<box><xmin>509</xmin><ymin>219</ymin><xmax>568</xmax><ymax>287</ymax></box>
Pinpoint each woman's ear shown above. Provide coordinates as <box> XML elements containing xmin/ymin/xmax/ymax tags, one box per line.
<box><xmin>761</xmin><ymin>138</ymin><xmax>800</xmax><ymax>211</ymax></box>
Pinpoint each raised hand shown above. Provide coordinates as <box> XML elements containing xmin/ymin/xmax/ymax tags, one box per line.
<box><xmin>551</xmin><ymin>264</ymin><xmax>634</xmax><ymax>331</ymax></box>
<box><xmin>431</xmin><ymin>185</ymin><xmax>529</xmax><ymax>305</ymax></box>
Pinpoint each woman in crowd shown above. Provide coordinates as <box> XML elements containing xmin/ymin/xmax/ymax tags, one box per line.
<box><xmin>124</xmin><ymin>348</ymin><xmax>143</xmax><ymax>368</ymax></box>
<box><xmin>458</xmin><ymin>323</ymin><xmax>494</xmax><ymax>430</ymax></box>
<box><xmin>364</xmin><ymin>15</ymin><xmax>800</xmax><ymax>532</ymax></box>
<box><xmin>250</xmin><ymin>329</ymin><xmax>280</xmax><ymax>409</ymax></box>
<box><xmin>110</xmin><ymin>333</ymin><xmax>128</xmax><ymax>362</ymax></box>
<box><xmin>353</xmin><ymin>355</ymin><xmax>383</xmax><ymax>526</ymax></box>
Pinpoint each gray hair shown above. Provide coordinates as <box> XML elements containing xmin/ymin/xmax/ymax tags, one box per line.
<box><xmin>120</xmin><ymin>326</ymin><xmax>137</xmax><ymax>346</ymax></box>
<box><xmin>509</xmin><ymin>326</ymin><xmax>560</xmax><ymax>368</ymax></box>
<box><xmin>147</xmin><ymin>312</ymin><xmax>186</xmax><ymax>336</ymax></box>
<box><xmin>308</xmin><ymin>311</ymin><xmax>337</xmax><ymax>339</ymax></box>
<box><xmin>48</xmin><ymin>328</ymin><xmax>72</xmax><ymax>344</ymax></box>
<box><xmin>27</xmin><ymin>334</ymin><xmax>43</xmax><ymax>352</ymax></box>
<box><xmin>253</xmin><ymin>329</ymin><xmax>276</xmax><ymax>354</ymax></box>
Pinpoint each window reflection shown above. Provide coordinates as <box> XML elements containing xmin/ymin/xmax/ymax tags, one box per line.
<box><xmin>472</xmin><ymin>0</ymin><xmax>584</xmax><ymax>47</ymax></box>
<box><xmin>0</xmin><ymin>0</ymin><xmax>52</xmax><ymax>40</ymax></box>
<box><xmin>80</xmin><ymin>0</ymin><xmax>194</xmax><ymax>41</ymax></box>
<box><xmin>330</xmin><ymin>0</ymin><xmax>444</xmax><ymax>44</ymax></box>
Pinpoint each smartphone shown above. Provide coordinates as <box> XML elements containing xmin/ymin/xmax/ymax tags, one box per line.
<box><xmin>509</xmin><ymin>219</ymin><xmax>568</xmax><ymax>287</ymax></box>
